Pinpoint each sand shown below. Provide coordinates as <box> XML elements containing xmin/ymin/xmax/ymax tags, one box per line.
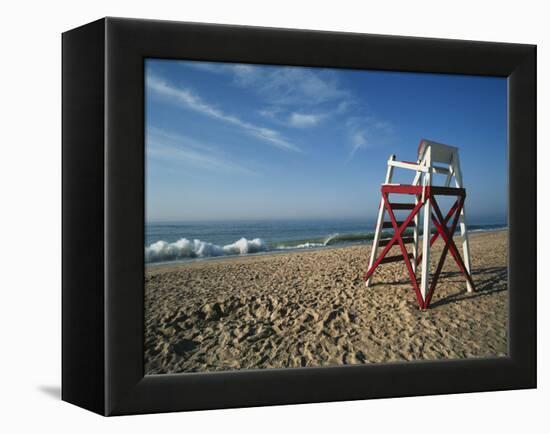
<box><xmin>144</xmin><ymin>230</ymin><xmax>508</xmax><ymax>374</ymax></box>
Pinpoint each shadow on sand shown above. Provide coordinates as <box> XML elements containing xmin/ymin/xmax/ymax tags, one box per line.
<box><xmin>369</xmin><ymin>265</ymin><xmax>508</xmax><ymax>309</ymax></box>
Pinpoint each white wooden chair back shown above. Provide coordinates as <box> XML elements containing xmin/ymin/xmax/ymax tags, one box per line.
<box><xmin>410</xmin><ymin>139</ymin><xmax>464</xmax><ymax>193</ymax></box>
<box><xmin>418</xmin><ymin>139</ymin><xmax>457</xmax><ymax>166</ymax></box>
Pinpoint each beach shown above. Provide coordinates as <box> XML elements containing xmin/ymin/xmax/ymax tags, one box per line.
<box><xmin>145</xmin><ymin>230</ymin><xmax>508</xmax><ymax>374</ymax></box>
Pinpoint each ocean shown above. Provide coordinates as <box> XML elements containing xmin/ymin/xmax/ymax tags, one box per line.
<box><xmin>145</xmin><ymin>219</ymin><xmax>507</xmax><ymax>264</ymax></box>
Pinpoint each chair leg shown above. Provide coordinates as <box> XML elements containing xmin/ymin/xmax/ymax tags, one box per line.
<box><xmin>366</xmin><ymin>200</ymin><xmax>385</xmax><ymax>287</ymax></box>
<box><xmin>412</xmin><ymin>194</ymin><xmax>419</xmax><ymax>274</ymax></box>
<box><xmin>453</xmin><ymin>161</ymin><xmax>474</xmax><ymax>293</ymax></box>
<box><xmin>458</xmin><ymin>203</ymin><xmax>473</xmax><ymax>292</ymax></box>
<box><xmin>367</xmin><ymin>155</ymin><xmax>395</xmax><ymax>287</ymax></box>
<box><xmin>420</xmin><ymin>198</ymin><xmax>431</xmax><ymax>303</ymax></box>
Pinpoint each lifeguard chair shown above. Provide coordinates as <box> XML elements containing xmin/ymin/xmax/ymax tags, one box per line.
<box><xmin>364</xmin><ymin>139</ymin><xmax>475</xmax><ymax>309</ymax></box>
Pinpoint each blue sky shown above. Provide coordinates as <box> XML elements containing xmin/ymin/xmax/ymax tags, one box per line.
<box><xmin>145</xmin><ymin>59</ymin><xmax>507</xmax><ymax>224</ymax></box>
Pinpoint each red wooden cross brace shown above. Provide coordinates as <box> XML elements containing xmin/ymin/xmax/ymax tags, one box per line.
<box><xmin>415</xmin><ymin>198</ymin><xmax>460</xmax><ymax>266</ymax></box>
<box><xmin>427</xmin><ymin>198</ymin><xmax>476</xmax><ymax>300</ymax></box>
<box><xmin>423</xmin><ymin>197</ymin><xmax>464</xmax><ymax>307</ymax></box>
<box><xmin>364</xmin><ymin>185</ymin><xmax>476</xmax><ymax>309</ymax></box>
<box><xmin>364</xmin><ymin>190</ymin><xmax>425</xmax><ymax>307</ymax></box>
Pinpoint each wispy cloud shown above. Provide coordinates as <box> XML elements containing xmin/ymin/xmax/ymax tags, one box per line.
<box><xmin>289</xmin><ymin>112</ymin><xmax>325</xmax><ymax>128</ymax></box>
<box><xmin>349</xmin><ymin>129</ymin><xmax>368</xmax><ymax>158</ymax></box>
<box><xmin>179</xmin><ymin>61</ymin><xmax>398</xmax><ymax>156</ymax></box>
<box><xmin>346</xmin><ymin>116</ymin><xmax>395</xmax><ymax>160</ymax></box>
<box><xmin>147</xmin><ymin>76</ymin><xmax>301</xmax><ymax>153</ymax></box>
<box><xmin>260</xmin><ymin>108</ymin><xmax>328</xmax><ymax>128</ymax></box>
<box><xmin>228</xmin><ymin>64</ymin><xmax>258</xmax><ymax>86</ymax></box>
<box><xmin>184</xmin><ymin>61</ymin><xmax>349</xmax><ymax>107</ymax></box>
<box><xmin>183</xmin><ymin>61</ymin><xmax>259</xmax><ymax>85</ymax></box>
<box><xmin>146</xmin><ymin>127</ymin><xmax>258</xmax><ymax>175</ymax></box>
<box><xmin>259</xmin><ymin>68</ymin><xmax>349</xmax><ymax>106</ymax></box>
<box><xmin>258</xmin><ymin>107</ymin><xmax>282</xmax><ymax>120</ymax></box>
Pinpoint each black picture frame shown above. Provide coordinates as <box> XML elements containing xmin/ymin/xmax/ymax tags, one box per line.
<box><xmin>62</xmin><ymin>17</ymin><xmax>536</xmax><ymax>416</ymax></box>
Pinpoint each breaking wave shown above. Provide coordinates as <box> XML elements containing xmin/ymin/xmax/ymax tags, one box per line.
<box><xmin>145</xmin><ymin>237</ymin><xmax>267</xmax><ymax>263</ymax></box>
<box><xmin>146</xmin><ymin>232</ymin><xmax>378</xmax><ymax>263</ymax></box>
<box><xmin>145</xmin><ymin>225</ymin><xmax>506</xmax><ymax>264</ymax></box>
<box><xmin>274</xmin><ymin>232</ymin><xmax>377</xmax><ymax>250</ymax></box>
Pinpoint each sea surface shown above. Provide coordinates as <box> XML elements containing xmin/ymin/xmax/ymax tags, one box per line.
<box><xmin>145</xmin><ymin>219</ymin><xmax>507</xmax><ymax>264</ymax></box>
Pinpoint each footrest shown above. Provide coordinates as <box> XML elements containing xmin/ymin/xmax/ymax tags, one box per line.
<box><xmin>389</xmin><ymin>202</ymin><xmax>416</xmax><ymax>210</ymax></box>
<box><xmin>382</xmin><ymin>220</ymin><xmax>415</xmax><ymax>229</ymax></box>
<box><xmin>379</xmin><ymin>253</ymin><xmax>414</xmax><ymax>264</ymax></box>
<box><xmin>379</xmin><ymin>236</ymin><xmax>415</xmax><ymax>247</ymax></box>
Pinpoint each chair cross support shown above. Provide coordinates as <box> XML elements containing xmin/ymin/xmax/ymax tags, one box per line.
<box><xmin>365</xmin><ymin>140</ymin><xmax>474</xmax><ymax>309</ymax></box>
<box><xmin>364</xmin><ymin>184</ymin><xmax>475</xmax><ymax>309</ymax></box>
<box><xmin>364</xmin><ymin>190</ymin><xmax>425</xmax><ymax>307</ymax></box>
<box><xmin>423</xmin><ymin>196</ymin><xmax>476</xmax><ymax>307</ymax></box>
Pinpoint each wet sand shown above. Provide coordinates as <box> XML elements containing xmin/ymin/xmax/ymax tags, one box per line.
<box><xmin>145</xmin><ymin>230</ymin><xmax>508</xmax><ymax>374</ymax></box>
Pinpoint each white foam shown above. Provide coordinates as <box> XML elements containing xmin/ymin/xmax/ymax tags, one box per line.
<box><xmin>222</xmin><ymin>237</ymin><xmax>266</xmax><ymax>255</ymax></box>
<box><xmin>294</xmin><ymin>242</ymin><xmax>324</xmax><ymax>249</ymax></box>
<box><xmin>145</xmin><ymin>237</ymin><xmax>267</xmax><ymax>263</ymax></box>
<box><xmin>323</xmin><ymin>233</ymin><xmax>339</xmax><ymax>245</ymax></box>
<box><xmin>277</xmin><ymin>233</ymin><xmax>339</xmax><ymax>250</ymax></box>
